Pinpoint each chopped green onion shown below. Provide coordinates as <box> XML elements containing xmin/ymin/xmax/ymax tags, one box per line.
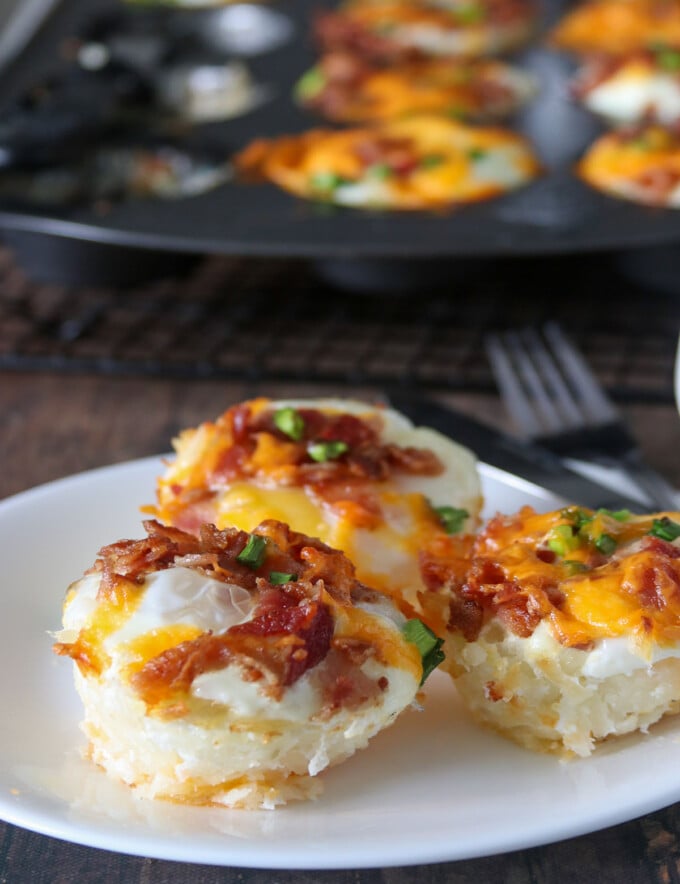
<box><xmin>595</xmin><ymin>533</ymin><xmax>617</xmax><ymax>555</ymax></box>
<box><xmin>655</xmin><ymin>47</ymin><xmax>680</xmax><ymax>71</ymax></box>
<box><xmin>563</xmin><ymin>559</ymin><xmax>589</xmax><ymax>576</ymax></box>
<box><xmin>420</xmin><ymin>154</ymin><xmax>446</xmax><ymax>169</ymax></box>
<box><xmin>597</xmin><ymin>508</ymin><xmax>631</xmax><ymax>522</ymax></box>
<box><xmin>547</xmin><ymin>524</ymin><xmax>580</xmax><ymax>556</ymax></box>
<box><xmin>454</xmin><ymin>3</ymin><xmax>486</xmax><ymax>24</ymax></box>
<box><xmin>447</xmin><ymin>105</ymin><xmax>467</xmax><ymax>119</ymax></box>
<box><xmin>367</xmin><ymin>162</ymin><xmax>393</xmax><ymax>180</ymax></box>
<box><xmin>310</xmin><ymin>171</ymin><xmax>349</xmax><ymax>194</ymax></box>
<box><xmin>273</xmin><ymin>406</ymin><xmax>305</xmax><ymax>441</ymax></box>
<box><xmin>649</xmin><ymin>517</ymin><xmax>680</xmax><ymax>542</ymax></box>
<box><xmin>269</xmin><ymin>571</ymin><xmax>297</xmax><ymax>585</ymax></box>
<box><xmin>402</xmin><ymin>619</ymin><xmax>445</xmax><ymax>685</ymax></box>
<box><xmin>434</xmin><ymin>505</ymin><xmax>469</xmax><ymax>534</ymax></box>
<box><xmin>560</xmin><ymin>507</ymin><xmax>593</xmax><ymax>530</ymax></box>
<box><xmin>467</xmin><ymin>147</ymin><xmax>487</xmax><ymax>161</ymax></box>
<box><xmin>375</xmin><ymin>19</ymin><xmax>396</xmax><ymax>34</ymax></box>
<box><xmin>307</xmin><ymin>440</ymin><xmax>349</xmax><ymax>462</ymax></box>
<box><xmin>236</xmin><ymin>534</ymin><xmax>267</xmax><ymax>569</ymax></box>
<box><xmin>295</xmin><ymin>67</ymin><xmax>327</xmax><ymax>101</ymax></box>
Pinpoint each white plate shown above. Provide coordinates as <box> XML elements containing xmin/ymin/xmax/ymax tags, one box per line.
<box><xmin>1</xmin><ymin>457</ymin><xmax>679</xmax><ymax>869</ymax></box>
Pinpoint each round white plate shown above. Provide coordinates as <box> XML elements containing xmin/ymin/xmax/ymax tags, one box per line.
<box><xmin>1</xmin><ymin>457</ymin><xmax>679</xmax><ymax>869</ymax></box>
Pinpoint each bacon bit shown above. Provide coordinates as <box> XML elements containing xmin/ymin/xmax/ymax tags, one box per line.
<box><xmin>378</xmin><ymin>676</ymin><xmax>389</xmax><ymax>691</ymax></box>
<box><xmin>299</xmin><ymin>546</ymin><xmax>355</xmax><ymax>606</ymax></box>
<box><xmin>384</xmin><ymin>444</ymin><xmax>443</xmax><ymax>476</ymax></box>
<box><xmin>231</xmin><ymin>599</ymin><xmax>334</xmax><ymax>686</ymax></box>
<box><xmin>633</xmin><ymin>560</ymin><xmax>680</xmax><ymax>611</ymax></box>
<box><xmin>315</xmin><ymin>647</ymin><xmax>382</xmax><ymax>719</ymax></box>
<box><xmin>314</xmin><ymin>11</ymin><xmax>419</xmax><ymax>65</ymax></box>
<box><xmin>485</xmin><ymin>681</ymin><xmax>504</xmax><ymax>702</ymax></box>
<box><xmin>448</xmin><ymin>594</ymin><xmax>484</xmax><ymax>641</ymax></box>
<box><xmin>321</xmin><ymin>51</ymin><xmax>371</xmax><ymax>85</ymax></box>
<box><xmin>229</xmin><ymin>403</ymin><xmax>253</xmax><ymax>444</ymax></box>
<box><xmin>354</xmin><ymin>136</ymin><xmax>420</xmax><ymax>176</ymax></box>
<box><xmin>642</xmin><ymin>536</ymin><xmax>680</xmax><ymax>559</ymax></box>
<box><xmin>635</xmin><ymin>167</ymin><xmax>680</xmax><ymax>203</ymax></box>
<box><xmin>332</xmin><ymin>637</ymin><xmax>375</xmax><ymax>667</ymax></box>
<box><xmin>495</xmin><ymin>597</ymin><xmax>541</xmax><ymax>638</ymax></box>
<box><xmin>419</xmin><ymin>534</ymin><xmax>475</xmax><ymax>593</ymax></box>
<box><xmin>536</xmin><ymin>548</ymin><xmax>557</xmax><ymax>564</ymax></box>
<box><xmin>485</xmin><ymin>0</ymin><xmax>536</xmax><ymax>24</ymax></box>
<box><xmin>473</xmin><ymin>73</ymin><xmax>514</xmax><ymax>109</ymax></box>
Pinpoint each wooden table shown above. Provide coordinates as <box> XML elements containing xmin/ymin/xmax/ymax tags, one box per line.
<box><xmin>2</xmin><ymin>365</ymin><xmax>680</xmax><ymax>884</ymax></box>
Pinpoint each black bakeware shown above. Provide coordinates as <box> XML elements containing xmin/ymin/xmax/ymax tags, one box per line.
<box><xmin>0</xmin><ymin>0</ymin><xmax>679</xmax><ymax>270</ymax></box>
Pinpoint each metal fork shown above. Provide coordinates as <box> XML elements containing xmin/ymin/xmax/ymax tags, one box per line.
<box><xmin>485</xmin><ymin>321</ymin><xmax>679</xmax><ymax>511</ymax></box>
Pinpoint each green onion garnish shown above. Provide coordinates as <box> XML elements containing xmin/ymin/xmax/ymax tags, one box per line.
<box><xmin>307</xmin><ymin>440</ymin><xmax>349</xmax><ymax>462</ymax></box>
<box><xmin>597</xmin><ymin>508</ymin><xmax>631</xmax><ymax>522</ymax></box>
<box><xmin>649</xmin><ymin>517</ymin><xmax>680</xmax><ymax>542</ymax></box>
<box><xmin>434</xmin><ymin>505</ymin><xmax>469</xmax><ymax>534</ymax></box>
<box><xmin>269</xmin><ymin>571</ymin><xmax>297</xmax><ymax>585</ymax></box>
<box><xmin>454</xmin><ymin>3</ymin><xmax>486</xmax><ymax>24</ymax></box>
<box><xmin>310</xmin><ymin>172</ymin><xmax>349</xmax><ymax>194</ymax></box>
<box><xmin>656</xmin><ymin>47</ymin><xmax>680</xmax><ymax>71</ymax></box>
<box><xmin>295</xmin><ymin>67</ymin><xmax>327</xmax><ymax>100</ymax></box>
<box><xmin>560</xmin><ymin>507</ymin><xmax>593</xmax><ymax>530</ymax></box>
<box><xmin>368</xmin><ymin>162</ymin><xmax>393</xmax><ymax>180</ymax></box>
<box><xmin>236</xmin><ymin>534</ymin><xmax>267</xmax><ymax>569</ymax></box>
<box><xmin>420</xmin><ymin>154</ymin><xmax>446</xmax><ymax>169</ymax></box>
<box><xmin>273</xmin><ymin>406</ymin><xmax>305</xmax><ymax>441</ymax></box>
<box><xmin>467</xmin><ymin>147</ymin><xmax>487</xmax><ymax>161</ymax></box>
<box><xmin>402</xmin><ymin>619</ymin><xmax>445</xmax><ymax>685</ymax></box>
<box><xmin>563</xmin><ymin>560</ymin><xmax>589</xmax><ymax>576</ymax></box>
<box><xmin>595</xmin><ymin>533</ymin><xmax>617</xmax><ymax>555</ymax></box>
<box><xmin>547</xmin><ymin>524</ymin><xmax>580</xmax><ymax>556</ymax></box>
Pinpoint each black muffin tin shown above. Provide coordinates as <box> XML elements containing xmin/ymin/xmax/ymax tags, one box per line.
<box><xmin>0</xmin><ymin>0</ymin><xmax>680</xmax><ymax>269</ymax></box>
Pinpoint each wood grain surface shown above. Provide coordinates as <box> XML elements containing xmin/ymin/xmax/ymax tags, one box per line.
<box><xmin>1</xmin><ymin>372</ymin><xmax>680</xmax><ymax>884</ymax></box>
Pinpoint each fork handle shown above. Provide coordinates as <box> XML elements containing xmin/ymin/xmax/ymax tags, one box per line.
<box><xmin>620</xmin><ymin>451</ymin><xmax>680</xmax><ymax>512</ymax></box>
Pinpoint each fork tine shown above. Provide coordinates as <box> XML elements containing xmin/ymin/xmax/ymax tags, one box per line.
<box><xmin>543</xmin><ymin>322</ymin><xmax>619</xmax><ymax>424</ymax></box>
<box><xmin>485</xmin><ymin>332</ymin><xmax>544</xmax><ymax>437</ymax></box>
<box><xmin>504</xmin><ymin>330</ymin><xmax>567</xmax><ymax>434</ymax></box>
<box><xmin>521</xmin><ymin>327</ymin><xmax>583</xmax><ymax>428</ymax></box>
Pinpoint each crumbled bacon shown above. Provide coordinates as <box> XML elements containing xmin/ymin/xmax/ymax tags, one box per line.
<box><xmin>635</xmin><ymin>167</ymin><xmax>680</xmax><ymax>203</ymax></box>
<box><xmin>448</xmin><ymin>594</ymin><xmax>484</xmax><ymax>641</ymax></box>
<box><xmin>59</xmin><ymin>517</ymin><xmax>386</xmax><ymax>708</ymax></box>
<box><xmin>314</xmin><ymin>647</ymin><xmax>383</xmax><ymax>719</ymax></box>
<box><xmin>642</xmin><ymin>536</ymin><xmax>680</xmax><ymax>559</ymax></box>
<box><xmin>628</xmin><ymin>558</ymin><xmax>680</xmax><ymax>611</ymax></box>
<box><xmin>314</xmin><ymin>11</ymin><xmax>419</xmax><ymax>65</ymax></box>
<box><xmin>354</xmin><ymin>136</ymin><xmax>420</xmax><ymax>176</ymax></box>
<box><xmin>203</xmin><ymin>404</ymin><xmax>445</xmax><ymax>493</ymax></box>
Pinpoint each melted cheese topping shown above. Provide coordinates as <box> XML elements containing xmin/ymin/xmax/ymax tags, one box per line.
<box><xmin>300</xmin><ymin>59</ymin><xmax>535</xmax><ymax>124</ymax></box>
<box><xmin>476</xmin><ymin>507</ymin><xmax>680</xmax><ymax>651</ymax></box>
<box><xmin>60</xmin><ymin>562</ymin><xmax>422</xmax><ymax>719</ymax></box>
<box><xmin>551</xmin><ymin>0</ymin><xmax>680</xmax><ymax>54</ymax></box>
<box><xmin>155</xmin><ymin>397</ymin><xmax>482</xmax><ymax>613</ymax></box>
<box><xmin>236</xmin><ymin>116</ymin><xmax>540</xmax><ymax>210</ymax></box>
<box><xmin>578</xmin><ymin>125</ymin><xmax>680</xmax><ymax>206</ymax></box>
<box><xmin>341</xmin><ymin>0</ymin><xmax>535</xmax><ymax>56</ymax></box>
